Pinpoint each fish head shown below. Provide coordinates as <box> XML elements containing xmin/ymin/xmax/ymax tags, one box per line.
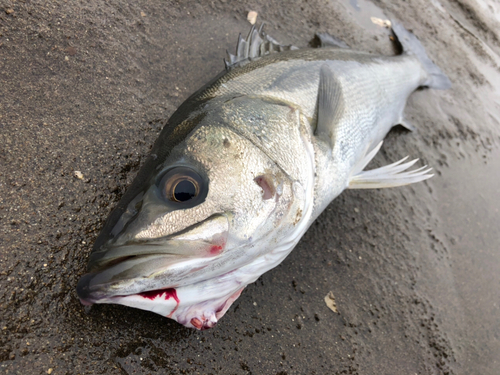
<box><xmin>77</xmin><ymin>97</ymin><xmax>306</xmax><ymax>329</ymax></box>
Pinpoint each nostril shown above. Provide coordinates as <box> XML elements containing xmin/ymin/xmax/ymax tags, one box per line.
<box><xmin>254</xmin><ymin>175</ymin><xmax>275</xmax><ymax>200</ymax></box>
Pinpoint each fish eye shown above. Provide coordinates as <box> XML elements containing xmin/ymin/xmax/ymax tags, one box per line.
<box><xmin>158</xmin><ymin>167</ymin><xmax>207</xmax><ymax>205</ymax></box>
<box><xmin>172</xmin><ymin>179</ymin><xmax>197</xmax><ymax>202</ymax></box>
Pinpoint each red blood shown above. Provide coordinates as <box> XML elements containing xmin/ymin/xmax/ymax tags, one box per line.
<box><xmin>139</xmin><ymin>288</ymin><xmax>179</xmax><ymax>303</ymax></box>
<box><xmin>210</xmin><ymin>245</ymin><xmax>223</xmax><ymax>255</ymax></box>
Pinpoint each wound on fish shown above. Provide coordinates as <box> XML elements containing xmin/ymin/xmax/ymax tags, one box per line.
<box><xmin>208</xmin><ymin>234</ymin><xmax>226</xmax><ymax>256</ymax></box>
<box><xmin>139</xmin><ymin>288</ymin><xmax>180</xmax><ymax>318</ymax></box>
<box><xmin>139</xmin><ymin>288</ymin><xmax>179</xmax><ymax>303</ymax></box>
<box><xmin>210</xmin><ymin>245</ymin><xmax>223</xmax><ymax>255</ymax></box>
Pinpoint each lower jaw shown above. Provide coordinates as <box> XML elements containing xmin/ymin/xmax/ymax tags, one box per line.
<box><xmin>101</xmin><ymin>281</ymin><xmax>245</xmax><ymax>329</ymax></box>
<box><xmin>76</xmin><ymin>247</ymin><xmax>292</xmax><ymax>328</ymax></box>
<box><xmin>176</xmin><ymin>286</ymin><xmax>245</xmax><ymax>330</ymax></box>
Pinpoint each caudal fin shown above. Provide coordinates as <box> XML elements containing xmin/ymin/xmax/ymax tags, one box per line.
<box><xmin>391</xmin><ymin>20</ymin><xmax>451</xmax><ymax>90</ymax></box>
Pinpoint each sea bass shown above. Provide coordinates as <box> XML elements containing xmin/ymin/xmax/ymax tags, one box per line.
<box><xmin>77</xmin><ymin>22</ymin><xmax>450</xmax><ymax>329</ymax></box>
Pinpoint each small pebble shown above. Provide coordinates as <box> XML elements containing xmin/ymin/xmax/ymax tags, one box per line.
<box><xmin>247</xmin><ymin>11</ymin><xmax>258</xmax><ymax>25</ymax></box>
<box><xmin>74</xmin><ymin>171</ymin><xmax>84</xmax><ymax>180</ymax></box>
<box><xmin>370</xmin><ymin>17</ymin><xmax>391</xmax><ymax>28</ymax></box>
<box><xmin>324</xmin><ymin>291</ymin><xmax>339</xmax><ymax>314</ymax></box>
<box><xmin>66</xmin><ymin>46</ymin><xmax>76</xmax><ymax>56</ymax></box>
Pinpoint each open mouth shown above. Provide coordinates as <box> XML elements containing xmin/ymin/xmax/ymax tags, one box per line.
<box><xmin>79</xmin><ymin>275</ymin><xmax>246</xmax><ymax>330</ymax></box>
<box><xmin>76</xmin><ymin>253</ymin><xmax>194</xmax><ymax>303</ymax></box>
<box><xmin>76</xmin><ymin>214</ymin><xmax>233</xmax><ymax>304</ymax></box>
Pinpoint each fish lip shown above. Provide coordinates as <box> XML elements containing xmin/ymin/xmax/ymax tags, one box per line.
<box><xmin>86</xmin><ymin>213</ymin><xmax>229</xmax><ymax>273</ymax></box>
<box><xmin>77</xmin><ymin>270</ymin><xmax>246</xmax><ymax>331</ymax></box>
<box><xmin>76</xmin><ymin>272</ymin><xmax>98</xmax><ymax>304</ymax></box>
<box><xmin>77</xmin><ymin>213</ymin><xmax>231</xmax><ymax>302</ymax></box>
<box><xmin>76</xmin><ymin>253</ymin><xmax>198</xmax><ymax>303</ymax></box>
<box><xmin>76</xmin><ymin>271</ymin><xmax>169</xmax><ymax>304</ymax></box>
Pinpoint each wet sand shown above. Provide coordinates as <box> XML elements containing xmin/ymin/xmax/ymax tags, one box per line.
<box><xmin>1</xmin><ymin>0</ymin><xmax>499</xmax><ymax>374</ymax></box>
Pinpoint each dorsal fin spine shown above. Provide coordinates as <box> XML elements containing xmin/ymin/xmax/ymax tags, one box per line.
<box><xmin>224</xmin><ymin>24</ymin><xmax>298</xmax><ymax>71</ymax></box>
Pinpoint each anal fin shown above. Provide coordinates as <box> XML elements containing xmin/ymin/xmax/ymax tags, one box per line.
<box><xmin>348</xmin><ymin>141</ymin><xmax>433</xmax><ymax>189</ymax></box>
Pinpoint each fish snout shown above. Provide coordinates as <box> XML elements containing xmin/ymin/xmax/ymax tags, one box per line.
<box><xmin>76</xmin><ymin>272</ymin><xmax>97</xmax><ymax>305</ymax></box>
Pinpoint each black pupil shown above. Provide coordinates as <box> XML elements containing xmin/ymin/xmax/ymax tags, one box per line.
<box><xmin>173</xmin><ymin>180</ymin><xmax>196</xmax><ymax>202</ymax></box>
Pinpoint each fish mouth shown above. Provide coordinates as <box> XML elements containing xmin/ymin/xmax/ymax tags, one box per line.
<box><xmin>78</xmin><ymin>273</ymin><xmax>246</xmax><ymax>330</ymax></box>
<box><xmin>87</xmin><ymin>214</ymin><xmax>229</xmax><ymax>272</ymax></box>
<box><xmin>77</xmin><ymin>214</ymin><xmax>233</xmax><ymax>304</ymax></box>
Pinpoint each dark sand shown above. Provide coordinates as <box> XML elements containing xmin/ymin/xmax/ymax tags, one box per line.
<box><xmin>1</xmin><ymin>0</ymin><xmax>499</xmax><ymax>374</ymax></box>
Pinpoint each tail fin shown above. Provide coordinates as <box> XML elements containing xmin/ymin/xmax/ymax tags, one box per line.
<box><xmin>391</xmin><ymin>20</ymin><xmax>451</xmax><ymax>90</ymax></box>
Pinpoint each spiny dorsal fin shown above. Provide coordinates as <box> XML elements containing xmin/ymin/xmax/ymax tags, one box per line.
<box><xmin>224</xmin><ymin>24</ymin><xmax>298</xmax><ymax>71</ymax></box>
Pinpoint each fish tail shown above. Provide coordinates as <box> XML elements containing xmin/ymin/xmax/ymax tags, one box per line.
<box><xmin>391</xmin><ymin>20</ymin><xmax>452</xmax><ymax>90</ymax></box>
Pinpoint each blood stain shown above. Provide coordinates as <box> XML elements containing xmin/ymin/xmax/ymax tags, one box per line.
<box><xmin>139</xmin><ymin>288</ymin><xmax>180</xmax><ymax>317</ymax></box>
<box><xmin>139</xmin><ymin>288</ymin><xmax>179</xmax><ymax>303</ymax></box>
<box><xmin>210</xmin><ymin>245</ymin><xmax>223</xmax><ymax>255</ymax></box>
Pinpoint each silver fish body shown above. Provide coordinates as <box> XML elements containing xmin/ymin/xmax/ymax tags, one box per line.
<box><xmin>77</xmin><ymin>22</ymin><xmax>450</xmax><ymax>329</ymax></box>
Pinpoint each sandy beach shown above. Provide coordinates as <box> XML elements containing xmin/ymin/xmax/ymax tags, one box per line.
<box><xmin>1</xmin><ymin>0</ymin><xmax>499</xmax><ymax>374</ymax></box>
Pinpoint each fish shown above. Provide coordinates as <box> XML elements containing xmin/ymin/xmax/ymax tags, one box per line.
<box><xmin>77</xmin><ymin>21</ymin><xmax>451</xmax><ymax>330</ymax></box>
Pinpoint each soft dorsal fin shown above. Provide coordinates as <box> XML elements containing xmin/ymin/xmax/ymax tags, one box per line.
<box><xmin>314</xmin><ymin>64</ymin><xmax>344</xmax><ymax>148</ymax></box>
<box><xmin>224</xmin><ymin>25</ymin><xmax>298</xmax><ymax>71</ymax></box>
<box><xmin>315</xmin><ymin>32</ymin><xmax>349</xmax><ymax>49</ymax></box>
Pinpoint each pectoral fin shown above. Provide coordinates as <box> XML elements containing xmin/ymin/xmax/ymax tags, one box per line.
<box><xmin>315</xmin><ymin>64</ymin><xmax>344</xmax><ymax>148</ymax></box>
<box><xmin>348</xmin><ymin>141</ymin><xmax>433</xmax><ymax>189</ymax></box>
